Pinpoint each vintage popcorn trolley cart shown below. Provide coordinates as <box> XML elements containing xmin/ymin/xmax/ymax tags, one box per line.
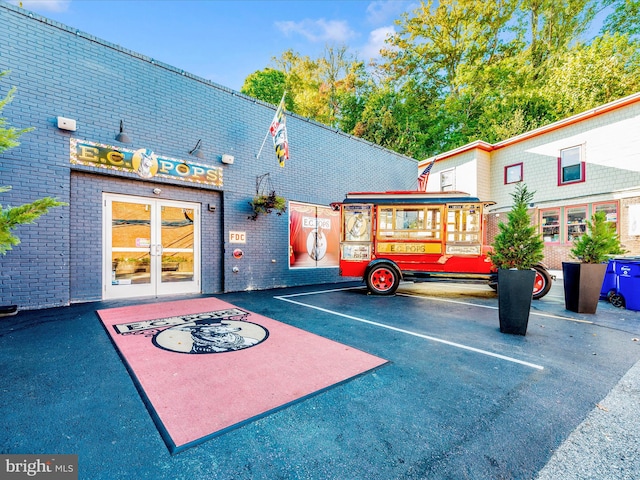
<box><xmin>333</xmin><ymin>191</ymin><xmax>553</xmax><ymax>298</ymax></box>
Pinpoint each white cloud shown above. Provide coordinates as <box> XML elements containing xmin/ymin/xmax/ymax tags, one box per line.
<box><xmin>366</xmin><ymin>0</ymin><xmax>417</xmax><ymax>25</ymax></box>
<box><xmin>275</xmin><ymin>18</ymin><xmax>356</xmax><ymax>43</ymax></box>
<box><xmin>358</xmin><ymin>25</ymin><xmax>395</xmax><ymax>61</ymax></box>
<box><xmin>9</xmin><ymin>0</ymin><xmax>71</xmax><ymax>13</ymax></box>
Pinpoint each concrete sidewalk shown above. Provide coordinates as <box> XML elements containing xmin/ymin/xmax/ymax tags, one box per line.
<box><xmin>537</xmin><ymin>358</ymin><xmax>640</xmax><ymax>479</ymax></box>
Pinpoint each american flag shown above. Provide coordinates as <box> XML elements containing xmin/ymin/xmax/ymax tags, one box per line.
<box><xmin>417</xmin><ymin>159</ymin><xmax>435</xmax><ymax>191</ymax></box>
<box><xmin>269</xmin><ymin>93</ymin><xmax>289</xmax><ymax>167</ymax></box>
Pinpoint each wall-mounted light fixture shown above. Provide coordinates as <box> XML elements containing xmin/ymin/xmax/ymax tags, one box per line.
<box><xmin>153</xmin><ymin>188</ymin><xmax>162</xmax><ymax>195</ymax></box>
<box><xmin>115</xmin><ymin>120</ymin><xmax>131</xmax><ymax>143</ymax></box>
<box><xmin>221</xmin><ymin>154</ymin><xmax>234</xmax><ymax>165</ymax></box>
<box><xmin>57</xmin><ymin>117</ymin><xmax>77</xmax><ymax>131</ymax></box>
<box><xmin>189</xmin><ymin>139</ymin><xmax>205</xmax><ymax>160</ymax></box>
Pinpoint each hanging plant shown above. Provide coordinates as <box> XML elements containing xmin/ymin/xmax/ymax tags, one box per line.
<box><xmin>248</xmin><ymin>190</ymin><xmax>287</xmax><ymax>221</ymax></box>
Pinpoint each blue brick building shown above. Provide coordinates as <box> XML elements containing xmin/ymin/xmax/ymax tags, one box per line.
<box><xmin>0</xmin><ymin>3</ymin><xmax>417</xmax><ymax>310</ymax></box>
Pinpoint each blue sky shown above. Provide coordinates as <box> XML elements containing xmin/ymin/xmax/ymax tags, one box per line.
<box><xmin>11</xmin><ymin>0</ymin><xmax>417</xmax><ymax>91</ymax></box>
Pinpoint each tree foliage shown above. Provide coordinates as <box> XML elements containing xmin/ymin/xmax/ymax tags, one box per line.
<box><xmin>0</xmin><ymin>72</ymin><xmax>32</xmax><ymax>152</ymax></box>
<box><xmin>0</xmin><ymin>187</ymin><xmax>67</xmax><ymax>255</ymax></box>
<box><xmin>570</xmin><ymin>211</ymin><xmax>626</xmax><ymax>263</ymax></box>
<box><xmin>1</xmin><ymin>72</ymin><xmax>67</xmax><ymax>255</ymax></box>
<box><xmin>241</xmin><ymin>0</ymin><xmax>640</xmax><ymax>159</ymax></box>
<box><xmin>489</xmin><ymin>183</ymin><xmax>544</xmax><ymax>270</ymax></box>
<box><xmin>602</xmin><ymin>0</ymin><xmax>640</xmax><ymax>38</ymax></box>
<box><xmin>240</xmin><ymin>68</ymin><xmax>291</xmax><ymax>108</ymax></box>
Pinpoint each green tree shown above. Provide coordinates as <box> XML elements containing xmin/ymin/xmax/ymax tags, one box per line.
<box><xmin>376</xmin><ymin>0</ymin><xmax>527</xmax><ymax>154</ymax></box>
<box><xmin>270</xmin><ymin>49</ymin><xmax>327</xmax><ymax>121</ymax></box>
<box><xmin>602</xmin><ymin>0</ymin><xmax>640</xmax><ymax>38</ymax></box>
<box><xmin>489</xmin><ymin>183</ymin><xmax>544</xmax><ymax>270</ymax></box>
<box><xmin>242</xmin><ymin>0</ymin><xmax>640</xmax><ymax>158</ymax></box>
<box><xmin>570</xmin><ymin>211</ymin><xmax>626</xmax><ymax>263</ymax></box>
<box><xmin>242</xmin><ymin>46</ymin><xmax>369</xmax><ymax>128</ymax></box>
<box><xmin>240</xmin><ymin>68</ymin><xmax>292</xmax><ymax>109</ymax></box>
<box><xmin>541</xmin><ymin>33</ymin><xmax>640</xmax><ymax>116</ymax></box>
<box><xmin>516</xmin><ymin>0</ymin><xmax>600</xmax><ymax>72</ymax></box>
<box><xmin>1</xmin><ymin>72</ymin><xmax>67</xmax><ymax>255</ymax></box>
<box><xmin>374</xmin><ymin>0</ymin><xmax>625</xmax><ymax>155</ymax></box>
<box><xmin>0</xmin><ymin>72</ymin><xmax>32</xmax><ymax>151</ymax></box>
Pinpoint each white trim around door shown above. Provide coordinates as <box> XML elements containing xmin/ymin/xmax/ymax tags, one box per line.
<box><xmin>103</xmin><ymin>193</ymin><xmax>201</xmax><ymax>299</ymax></box>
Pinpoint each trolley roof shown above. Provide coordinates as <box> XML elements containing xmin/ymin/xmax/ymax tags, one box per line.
<box><xmin>341</xmin><ymin>191</ymin><xmax>488</xmax><ymax>205</ymax></box>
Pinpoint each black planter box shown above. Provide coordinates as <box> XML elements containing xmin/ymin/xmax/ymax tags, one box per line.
<box><xmin>498</xmin><ymin>269</ymin><xmax>535</xmax><ymax>335</ymax></box>
<box><xmin>0</xmin><ymin>305</ymin><xmax>18</xmax><ymax>317</ymax></box>
<box><xmin>562</xmin><ymin>262</ymin><xmax>607</xmax><ymax>314</ymax></box>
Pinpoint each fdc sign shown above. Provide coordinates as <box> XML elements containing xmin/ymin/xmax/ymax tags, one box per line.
<box><xmin>229</xmin><ymin>231</ymin><xmax>246</xmax><ymax>244</ymax></box>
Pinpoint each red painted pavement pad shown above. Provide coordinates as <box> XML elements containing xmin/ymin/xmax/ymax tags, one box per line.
<box><xmin>97</xmin><ymin>297</ymin><xmax>387</xmax><ymax>454</ymax></box>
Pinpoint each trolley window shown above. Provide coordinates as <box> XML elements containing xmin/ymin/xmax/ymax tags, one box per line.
<box><xmin>446</xmin><ymin>204</ymin><xmax>482</xmax><ymax>254</ymax></box>
<box><xmin>377</xmin><ymin>206</ymin><xmax>442</xmax><ymax>240</ymax></box>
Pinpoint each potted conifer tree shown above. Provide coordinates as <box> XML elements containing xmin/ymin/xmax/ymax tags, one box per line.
<box><xmin>489</xmin><ymin>183</ymin><xmax>544</xmax><ymax>335</ymax></box>
<box><xmin>562</xmin><ymin>211</ymin><xmax>626</xmax><ymax>314</ymax></box>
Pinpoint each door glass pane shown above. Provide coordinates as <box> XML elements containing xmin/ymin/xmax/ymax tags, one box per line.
<box><xmin>111</xmin><ymin>201</ymin><xmax>151</xmax><ymax>285</ymax></box>
<box><xmin>161</xmin><ymin>205</ymin><xmax>194</xmax><ymax>283</ymax></box>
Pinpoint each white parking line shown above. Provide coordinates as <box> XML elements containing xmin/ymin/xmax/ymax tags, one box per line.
<box><xmin>396</xmin><ymin>293</ymin><xmax>593</xmax><ymax>324</ymax></box>
<box><xmin>275</xmin><ymin>291</ymin><xmax>545</xmax><ymax>371</ymax></box>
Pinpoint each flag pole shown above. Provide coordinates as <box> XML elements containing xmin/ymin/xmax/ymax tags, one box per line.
<box><xmin>256</xmin><ymin>91</ymin><xmax>287</xmax><ymax>160</ymax></box>
<box><xmin>255</xmin><ymin>130</ymin><xmax>270</xmax><ymax>159</ymax></box>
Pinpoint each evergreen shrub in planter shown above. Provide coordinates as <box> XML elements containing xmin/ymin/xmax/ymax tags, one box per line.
<box><xmin>562</xmin><ymin>211</ymin><xmax>626</xmax><ymax>314</ymax></box>
<box><xmin>489</xmin><ymin>183</ymin><xmax>544</xmax><ymax>335</ymax></box>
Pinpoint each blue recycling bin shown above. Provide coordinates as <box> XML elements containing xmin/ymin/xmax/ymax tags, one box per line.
<box><xmin>614</xmin><ymin>260</ymin><xmax>640</xmax><ymax>311</ymax></box>
<box><xmin>600</xmin><ymin>260</ymin><xmax>617</xmax><ymax>300</ymax></box>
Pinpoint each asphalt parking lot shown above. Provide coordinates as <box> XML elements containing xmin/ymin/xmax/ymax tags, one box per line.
<box><xmin>1</xmin><ymin>276</ymin><xmax>639</xmax><ymax>479</ymax></box>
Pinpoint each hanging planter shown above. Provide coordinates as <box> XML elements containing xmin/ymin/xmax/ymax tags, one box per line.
<box><xmin>248</xmin><ymin>173</ymin><xmax>287</xmax><ymax>220</ymax></box>
<box><xmin>248</xmin><ymin>190</ymin><xmax>287</xmax><ymax>221</ymax></box>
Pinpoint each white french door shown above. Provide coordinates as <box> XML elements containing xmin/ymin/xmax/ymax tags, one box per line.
<box><xmin>103</xmin><ymin>194</ymin><xmax>201</xmax><ymax>299</ymax></box>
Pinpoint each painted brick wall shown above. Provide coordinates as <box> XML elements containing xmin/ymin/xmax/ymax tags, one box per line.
<box><xmin>0</xmin><ymin>4</ymin><xmax>417</xmax><ymax>309</ymax></box>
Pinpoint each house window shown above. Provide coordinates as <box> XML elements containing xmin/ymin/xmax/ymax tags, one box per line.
<box><xmin>504</xmin><ymin>163</ymin><xmax>523</xmax><ymax>184</ymax></box>
<box><xmin>594</xmin><ymin>202</ymin><xmax>618</xmax><ymax>225</ymax></box>
<box><xmin>566</xmin><ymin>206</ymin><xmax>587</xmax><ymax>243</ymax></box>
<box><xmin>559</xmin><ymin>146</ymin><xmax>585</xmax><ymax>185</ymax></box>
<box><xmin>541</xmin><ymin>209</ymin><xmax>560</xmax><ymax>243</ymax></box>
<box><xmin>440</xmin><ymin>169</ymin><xmax>455</xmax><ymax>192</ymax></box>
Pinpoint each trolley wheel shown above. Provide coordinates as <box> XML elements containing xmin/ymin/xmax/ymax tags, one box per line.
<box><xmin>366</xmin><ymin>264</ymin><xmax>400</xmax><ymax>295</ymax></box>
<box><xmin>532</xmin><ymin>265</ymin><xmax>553</xmax><ymax>300</ymax></box>
<box><xmin>608</xmin><ymin>292</ymin><xmax>625</xmax><ymax>308</ymax></box>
